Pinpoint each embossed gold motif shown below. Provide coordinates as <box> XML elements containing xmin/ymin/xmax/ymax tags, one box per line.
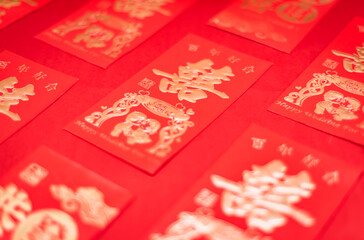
<box><xmin>0</xmin><ymin>0</ymin><xmax>37</xmax><ymax>9</ymax></box>
<box><xmin>113</xmin><ymin>0</ymin><xmax>174</xmax><ymax>19</ymax></box>
<box><xmin>111</xmin><ymin>111</ymin><xmax>161</xmax><ymax>145</ymax></box>
<box><xmin>19</xmin><ymin>163</ymin><xmax>48</xmax><ymax>186</ymax></box>
<box><xmin>194</xmin><ymin>188</ymin><xmax>219</xmax><ymax>208</ymax></box>
<box><xmin>0</xmin><ymin>183</ymin><xmax>32</xmax><ymax>237</ymax></box>
<box><xmin>85</xmin><ymin>91</ymin><xmax>194</xmax><ymax>157</ymax></box>
<box><xmin>74</xmin><ymin>26</ymin><xmax>114</xmax><ymax>48</ymax></box>
<box><xmin>332</xmin><ymin>44</ymin><xmax>364</xmax><ymax>73</ymax></box>
<box><xmin>211</xmin><ymin>160</ymin><xmax>315</xmax><ymax>233</ymax></box>
<box><xmin>50</xmin><ymin>185</ymin><xmax>119</xmax><ymax>228</ymax></box>
<box><xmin>300</xmin><ymin>0</ymin><xmax>335</xmax><ymax>5</ymax></box>
<box><xmin>314</xmin><ymin>91</ymin><xmax>361</xmax><ymax>121</ymax></box>
<box><xmin>322</xmin><ymin>58</ymin><xmax>339</xmax><ymax>70</ymax></box>
<box><xmin>276</xmin><ymin>2</ymin><xmax>317</xmax><ymax>24</ymax></box>
<box><xmin>150</xmin><ymin>209</ymin><xmax>247</xmax><ymax>240</ymax></box>
<box><xmin>0</xmin><ymin>76</ymin><xmax>35</xmax><ymax>121</ymax></box>
<box><xmin>52</xmin><ymin>12</ymin><xmax>142</xmax><ymax>58</ymax></box>
<box><xmin>153</xmin><ymin>59</ymin><xmax>234</xmax><ymax>103</ymax></box>
<box><xmin>138</xmin><ymin>78</ymin><xmax>156</xmax><ymax>89</ymax></box>
<box><xmin>11</xmin><ymin>209</ymin><xmax>78</xmax><ymax>240</ymax></box>
<box><xmin>284</xmin><ymin>71</ymin><xmax>364</xmax><ymax>106</ymax></box>
<box><xmin>241</xmin><ymin>0</ymin><xmax>282</xmax><ymax>13</ymax></box>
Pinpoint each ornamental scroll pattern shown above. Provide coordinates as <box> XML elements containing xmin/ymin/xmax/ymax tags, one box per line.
<box><xmin>52</xmin><ymin>12</ymin><xmax>142</xmax><ymax>58</ymax></box>
<box><xmin>284</xmin><ymin>71</ymin><xmax>364</xmax><ymax>106</ymax></box>
<box><xmin>84</xmin><ymin>90</ymin><xmax>194</xmax><ymax>157</ymax></box>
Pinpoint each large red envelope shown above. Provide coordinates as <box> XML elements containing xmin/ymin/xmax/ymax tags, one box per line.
<box><xmin>0</xmin><ymin>50</ymin><xmax>78</xmax><ymax>144</ymax></box>
<box><xmin>0</xmin><ymin>146</ymin><xmax>133</xmax><ymax>240</ymax></box>
<box><xmin>36</xmin><ymin>0</ymin><xmax>197</xmax><ymax>68</ymax></box>
<box><xmin>0</xmin><ymin>0</ymin><xmax>52</xmax><ymax>30</ymax></box>
<box><xmin>145</xmin><ymin>124</ymin><xmax>361</xmax><ymax>240</ymax></box>
<box><xmin>269</xmin><ymin>17</ymin><xmax>364</xmax><ymax>145</ymax></box>
<box><xmin>209</xmin><ymin>0</ymin><xmax>338</xmax><ymax>53</ymax></box>
<box><xmin>65</xmin><ymin>34</ymin><xmax>272</xmax><ymax>174</ymax></box>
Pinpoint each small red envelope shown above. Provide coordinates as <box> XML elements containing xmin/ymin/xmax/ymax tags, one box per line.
<box><xmin>36</xmin><ymin>0</ymin><xmax>197</xmax><ymax>68</ymax></box>
<box><xmin>209</xmin><ymin>0</ymin><xmax>338</xmax><ymax>53</ymax></box>
<box><xmin>65</xmin><ymin>34</ymin><xmax>272</xmax><ymax>174</ymax></box>
<box><xmin>146</xmin><ymin>124</ymin><xmax>361</xmax><ymax>240</ymax></box>
<box><xmin>270</xmin><ymin>17</ymin><xmax>364</xmax><ymax>145</ymax></box>
<box><xmin>0</xmin><ymin>50</ymin><xmax>78</xmax><ymax>144</ymax></box>
<box><xmin>0</xmin><ymin>0</ymin><xmax>52</xmax><ymax>30</ymax></box>
<box><xmin>0</xmin><ymin>146</ymin><xmax>133</xmax><ymax>240</ymax></box>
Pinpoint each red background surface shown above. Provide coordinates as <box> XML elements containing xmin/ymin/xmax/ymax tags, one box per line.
<box><xmin>0</xmin><ymin>0</ymin><xmax>363</xmax><ymax>239</ymax></box>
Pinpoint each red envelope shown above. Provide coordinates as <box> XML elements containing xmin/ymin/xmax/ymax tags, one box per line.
<box><xmin>0</xmin><ymin>50</ymin><xmax>78</xmax><ymax>144</ymax></box>
<box><xmin>36</xmin><ymin>0</ymin><xmax>197</xmax><ymax>68</ymax></box>
<box><xmin>270</xmin><ymin>17</ymin><xmax>364</xmax><ymax>145</ymax></box>
<box><xmin>0</xmin><ymin>146</ymin><xmax>133</xmax><ymax>240</ymax></box>
<box><xmin>209</xmin><ymin>0</ymin><xmax>338</xmax><ymax>53</ymax></box>
<box><xmin>65</xmin><ymin>34</ymin><xmax>272</xmax><ymax>174</ymax></box>
<box><xmin>145</xmin><ymin>124</ymin><xmax>361</xmax><ymax>240</ymax></box>
<box><xmin>0</xmin><ymin>0</ymin><xmax>52</xmax><ymax>30</ymax></box>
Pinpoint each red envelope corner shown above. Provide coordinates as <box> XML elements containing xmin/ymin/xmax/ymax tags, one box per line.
<box><xmin>269</xmin><ymin>17</ymin><xmax>364</xmax><ymax>145</ymax></box>
<box><xmin>208</xmin><ymin>0</ymin><xmax>338</xmax><ymax>53</ymax></box>
<box><xmin>0</xmin><ymin>0</ymin><xmax>53</xmax><ymax>30</ymax></box>
<box><xmin>0</xmin><ymin>146</ymin><xmax>133</xmax><ymax>240</ymax></box>
<box><xmin>65</xmin><ymin>34</ymin><xmax>272</xmax><ymax>174</ymax></box>
<box><xmin>0</xmin><ymin>50</ymin><xmax>78</xmax><ymax>144</ymax></box>
<box><xmin>145</xmin><ymin>124</ymin><xmax>361</xmax><ymax>240</ymax></box>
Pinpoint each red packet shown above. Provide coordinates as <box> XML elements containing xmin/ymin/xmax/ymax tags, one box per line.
<box><xmin>146</xmin><ymin>124</ymin><xmax>361</xmax><ymax>240</ymax></box>
<box><xmin>269</xmin><ymin>17</ymin><xmax>364</xmax><ymax>145</ymax></box>
<box><xmin>0</xmin><ymin>146</ymin><xmax>133</xmax><ymax>240</ymax></box>
<box><xmin>65</xmin><ymin>34</ymin><xmax>272</xmax><ymax>174</ymax></box>
<box><xmin>208</xmin><ymin>0</ymin><xmax>338</xmax><ymax>53</ymax></box>
<box><xmin>0</xmin><ymin>50</ymin><xmax>78</xmax><ymax>144</ymax></box>
<box><xmin>0</xmin><ymin>0</ymin><xmax>52</xmax><ymax>30</ymax></box>
<box><xmin>36</xmin><ymin>0</ymin><xmax>197</xmax><ymax>68</ymax></box>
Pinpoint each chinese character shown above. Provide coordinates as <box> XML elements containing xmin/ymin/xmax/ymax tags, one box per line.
<box><xmin>323</xmin><ymin>171</ymin><xmax>339</xmax><ymax>185</ymax></box>
<box><xmin>110</xmin><ymin>111</ymin><xmax>161</xmax><ymax>145</ymax></box>
<box><xmin>0</xmin><ymin>184</ymin><xmax>32</xmax><ymax>237</ymax></box>
<box><xmin>302</xmin><ymin>154</ymin><xmax>320</xmax><ymax>168</ymax></box>
<box><xmin>114</xmin><ymin>0</ymin><xmax>173</xmax><ymax>19</ymax></box>
<box><xmin>210</xmin><ymin>48</ymin><xmax>221</xmax><ymax>56</ymax></box>
<box><xmin>74</xmin><ymin>26</ymin><xmax>114</xmax><ymax>48</ymax></box>
<box><xmin>0</xmin><ymin>61</ymin><xmax>10</xmax><ymax>69</ymax></box>
<box><xmin>25</xmin><ymin>215</ymin><xmax>67</xmax><ymax>240</ymax></box>
<box><xmin>211</xmin><ymin>160</ymin><xmax>315</xmax><ymax>233</ymax></box>
<box><xmin>33</xmin><ymin>71</ymin><xmax>47</xmax><ymax>80</ymax></box>
<box><xmin>17</xmin><ymin>64</ymin><xmax>30</xmax><ymax>73</ymax></box>
<box><xmin>194</xmin><ymin>188</ymin><xmax>219</xmax><ymax>208</ymax></box>
<box><xmin>228</xmin><ymin>56</ymin><xmax>240</xmax><ymax>63</ymax></box>
<box><xmin>19</xmin><ymin>163</ymin><xmax>48</xmax><ymax>186</ymax></box>
<box><xmin>153</xmin><ymin>59</ymin><xmax>234</xmax><ymax>103</ymax></box>
<box><xmin>0</xmin><ymin>77</ymin><xmax>35</xmax><ymax>121</ymax></box>
<box><xmin>242</xmin><ymin>66</ymin><xmax>255</xmax><ymax>74</ymax></box>
<box><xmin>188</xmin><ymin>44</ymin><xmax>199</xmax><ymax>52</ymax></box>
<box><xmin>45</xmin><ymin>83</ymin><xmax>58</xmax><ymax>92</ymax></box>
<box><xmin>278</xmin><ymin>143</ymin><xmax>293</xmax><ymax>156</ymax></box>
<box><xmin>332</xmin><ymin>44</ymin><xmax>364</xmax><ymax>73</ymax></box>
<box><xmin>138</xmin><ymin>78</ymin><xmax>156</xmax><ymax>89</ymax></box>
<box><xmin>251</xmin><ymin>137</ymin><xmax>266</xmax><ymax>150</ymax></box>
<box><xmin>241</xmin><ymin>0</ymin><xmax>282</xmax><ymax>13</ymax></box>
<box><xmin>322</xmin><ymin>58</ymin><xmax>339</xmax><ymax>70</ymax></box>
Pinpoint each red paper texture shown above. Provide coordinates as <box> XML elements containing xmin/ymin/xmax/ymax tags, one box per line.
<box><xmin>270</xmin><ymin>17</ymin><xmax>364</xmax><ymax>146</ymax></box>
<box><xmin>0</xmin><ymin>146</ymin><xmax>133</xmax><ymax>240</ymax></box>
<box><xmin>146</xmin><ymin>124</ymin><xmax>361</xmax><ymax>240</ymax></box>
<box><xmin>36</xmin><ymin>0</ymin><xmax>197</xmax><ymax>68</ymax></box>
<box><xmin>0</xmin><ymin>0</ymin><xmax>52</xmax><ymax>30</ymax></box>
<box><xmin>0</xmin><ymin>50</ymin><xmax>77</xmax><ymax>144</ymax></box>
<box><xmin>209</xmin><ymin>0</ymin><xmax>338</xmax><ymax>53</ymax></box>
<box><xmin>65</xmin><ymin>34</ymin><xmax>272</xmax><ymax>174</ymax></box>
